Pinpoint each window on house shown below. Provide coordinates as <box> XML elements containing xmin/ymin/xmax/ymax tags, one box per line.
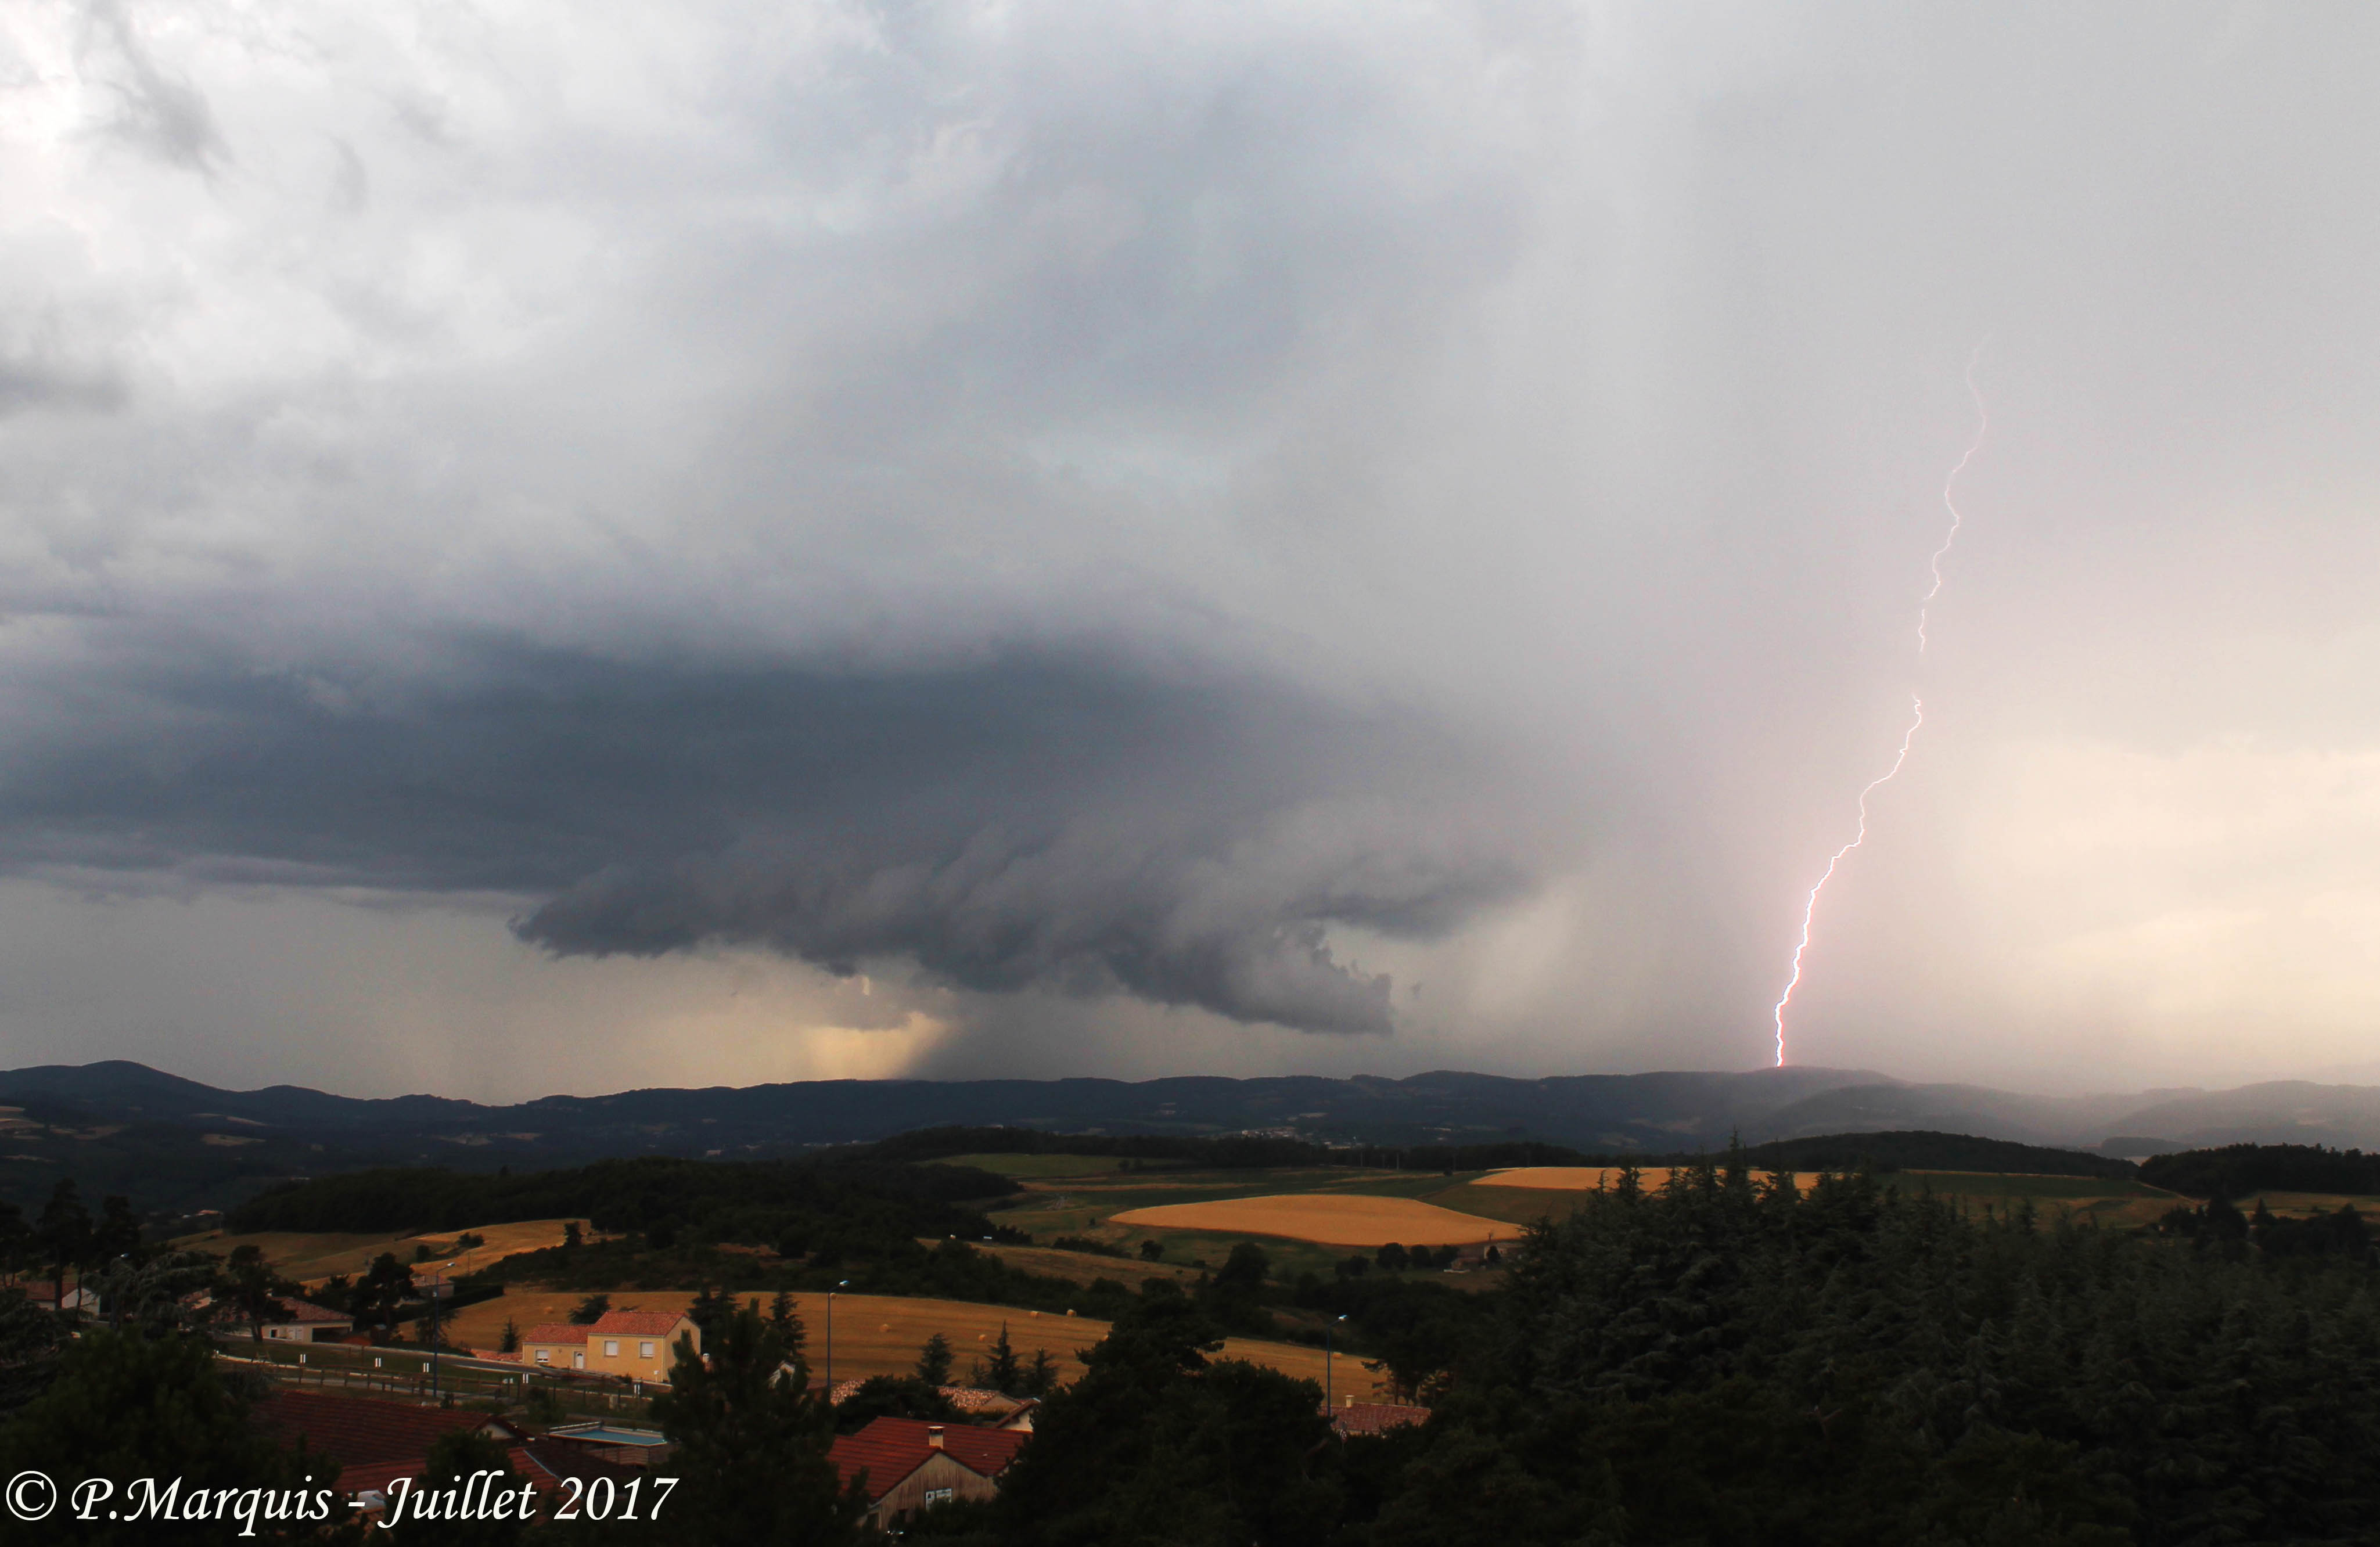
<box><xmin>573</xmin><ymin>1351</ymin><xmax>585</xmax><ymax>1369</ymax></box>
<box><xmin>534</xmin><ymin>1350</ymin><xmax>550</xmax><ymax>1365</ymax></box>
<box><xmin>603</xmin><ymin>1340</ymin><xmax>620</xmax><ymax>1357</ymax></box>
<box><xmin>925</xmin><ymin>1488</ymin><xmax>955</xmax><ymax>1506</ymax></box>
<box><xmin>639</xmin><ymin>1340</ymin><xmax>655</xmax><ymax>1358</ymax></box>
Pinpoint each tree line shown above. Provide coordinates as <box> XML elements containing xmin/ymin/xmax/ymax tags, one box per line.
<box><xmin>2141</xmin><ymin>1141</ymin><xmax>2380</xmax><ymax>1200</ymax></box>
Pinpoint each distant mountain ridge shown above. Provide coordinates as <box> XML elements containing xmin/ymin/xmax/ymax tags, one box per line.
<box><xmin>6</xmin><ymin>1059</ymin><xmax>2380</xmax><ymax>1214</ymax></box>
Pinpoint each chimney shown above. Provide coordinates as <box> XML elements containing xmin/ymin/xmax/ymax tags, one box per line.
<box><xmin>1343</xmin><ymin>1395</ymin><xmax>1354</xmax><ymax>1407</ymax></box>
<box><xmin>927</xmin><ymin>1425</ymin><xmax>945</xmax><ymax>1449</ymax></box>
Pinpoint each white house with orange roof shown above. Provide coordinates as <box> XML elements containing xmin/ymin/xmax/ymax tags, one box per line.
<box><xmin>522</xmin><ymin>1309</ymin><xmax>699</xmax><ymax>1383</ymax></box>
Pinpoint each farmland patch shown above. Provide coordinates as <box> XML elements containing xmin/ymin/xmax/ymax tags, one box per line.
<box><xmin>1110</xmin><ymin>1192</ymin><xmax>1503</xmax><ymax>1248</ymax></box>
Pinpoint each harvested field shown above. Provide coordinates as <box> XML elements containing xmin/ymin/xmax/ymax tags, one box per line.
<box><xmin>439</xmin><ymin>1291</ymin><xmax>1382</xmax><ymax>1398</ymax></box>
<box><xmin>1110</xmin><ymin>1193</ymin><xmax>1502</xmax><ymax>1247</ymax></box>
<box><xmin>438</xmin><ymin>1288</ymin><xmax>700</xmax><ymax>1352</ymax></box>
<box><xmin>959</xmin><ymin>1242</ymin><xmax>1199</xmax><ymax>1289</ymax></box>
<box><xmin>175</xmin><ymin>1218</ymin><xmax>595</xmax><ymax>1284</ymax></box>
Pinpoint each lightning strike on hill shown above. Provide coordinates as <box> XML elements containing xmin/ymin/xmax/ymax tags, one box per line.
<box><xmin>1771</xmin><ymin>355</ymin><xmax>1988</xmax><ymax>1066</ymax></box>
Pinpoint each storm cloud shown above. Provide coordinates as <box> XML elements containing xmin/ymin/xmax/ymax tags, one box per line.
<box><xmin>0</xmin><ymin>633</ymin><xmax>1525</xmax><ymax>1031</ymax></box>
<box><xmin>1</xmin><ymin>2</ymin><xmax>2377</xmax><ymax>1092</ymax></box>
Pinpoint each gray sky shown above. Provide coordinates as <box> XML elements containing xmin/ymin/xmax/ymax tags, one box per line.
<box><xmin>1</xmin><ymin>1</ymin><xmax>2375</xmax><ymax>1099</ymax></box>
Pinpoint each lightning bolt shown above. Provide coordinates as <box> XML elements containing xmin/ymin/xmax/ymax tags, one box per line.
<box><xmin>1918</xmin><ymin>354</ymin><xmax>1989</xmax><ymax>654</ymax></box>
<box><xmin>1771</xmin><ymin>352</ymin><xmax>1987</xmax><ymax>1067</ymax></box>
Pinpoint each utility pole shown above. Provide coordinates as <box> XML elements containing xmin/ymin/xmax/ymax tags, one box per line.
<box><xmin>825</xmin><ymin>1280</ymin><xmax>848</xmax><ymax>1395</ymax></box>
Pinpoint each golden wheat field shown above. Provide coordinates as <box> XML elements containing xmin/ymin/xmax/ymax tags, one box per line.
<box><xmin>1481</xmin><ymin>1167</ymin><xmax>1825</xmax><ymax>1192</ymax></box>
<box><xmin>1110</xmin><ymin>1192</ymin><xmax>1503</xmax><ymax>1247</ymax></box>
<box><xmin>178</xmin><ymin>1218</ymin><xmax>594</xmax><ymax>1284</ymax></box>
<box><xmin>437</xmin><ymin>1291</ymin><xmax>1383</xmax><ymax>1397</ymax></box>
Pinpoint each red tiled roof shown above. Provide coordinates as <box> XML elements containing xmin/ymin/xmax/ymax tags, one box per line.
<box><xmin>277</xmin><ymin>1298</ymin><xmax>353</xmax><ymax>1324</ymax></box>
<box><xmin>344</xmin><ymin>1445</ymin><xmax>597</xmax><ymax>1503</ymax></box>
<box><xmin>256</xmin><ymin>1391</ymin><xmax>522</xmax><ymax>1468</ymax></box>
<box><xmin>1328</xmin><ymin>1401</ymin><xmax>1430</xmax><ymax>1437</ymax></box>
<box><xmin>522</xmin><ymin>1324</ymin><xmax>585</xmax><ymax>1346</ymax></box>
<box><xmin>516</xmin><ymin>1441</ymin><xmax>644</xmax><ymax>1489</ymax></box>
<box><xmin>587</xmin><ymin>1311</ymin><xmax>692</xmax><ymax>1339</ymax></box>
<box><xmin>828</xmin><ymin>1418</ymin><xmax>1029</xmax><ymax>1502</ymax></box>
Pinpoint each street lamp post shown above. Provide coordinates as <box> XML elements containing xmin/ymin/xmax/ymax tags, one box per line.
<box><xmin>426</xmin><ymin>1261</ymin><xmax>454</xmax><ymax>1404</ymax></box>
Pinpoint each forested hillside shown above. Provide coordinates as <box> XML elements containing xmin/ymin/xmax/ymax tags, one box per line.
<box><xmin>2141</xmin><ymin>1141</ymin><xmax>2380</xmax><ymax>1200</ymax></box>
<box><xmin>228</xmin><ymin>1154</ymin><xmax>1017</xmax><ymax>1242</ymax></box>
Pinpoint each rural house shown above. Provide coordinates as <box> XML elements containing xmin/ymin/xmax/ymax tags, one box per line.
<box><xmin>256</xmin><ymin>1390</ymin><xmax>527</xmax><ymax>1480</ymax></box>
<box><xmin>522</xmin><ymin>1309</ymin><xmax>699</xmax><ymax>1382</ymax></box>
<box><xmin>15</xmin><ymin>1282</ymin><xmax>96</xmax><ymax>1314</ymax></box>
<box><xmin>260</xmin><ymin>1297</ymin><xmax>357</xmax><ymax>1343</ymax></box>
<box><xmin>829</xmin><ymin>1418</ymin><xmax>1030</xmax><ymax>1533</ymax></box>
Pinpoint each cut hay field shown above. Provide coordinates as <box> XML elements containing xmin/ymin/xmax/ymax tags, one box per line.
<box><xmin>961</xmin><ymin>1242</ymin><xmax>1199</xmax><ymax>1289</ymax></box>
<box><xmin>175</xmin><ymin>1218</ymin><xmax>593</xmax><ymax>1283</ymax></box>
<box><xmin>1109</xmin><ymin>1192</ymin><xmax>1503</xmax><ymax>1248</ymax></box>
<box><xmin>440</xmin><ymin>1290</ymin><xmax>1384</xmax><ymax>1398</ymax></box>
<box><xmin>439</xmin><ymin>1287</ymin><xmax>699</xmax><ymax>1351</ymax></box>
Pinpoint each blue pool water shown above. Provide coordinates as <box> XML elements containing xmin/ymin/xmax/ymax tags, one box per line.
<box><xmin>549</xmin><ymin>1423</ymin><xmax>669</xmax><ymax>1448</ymax></box>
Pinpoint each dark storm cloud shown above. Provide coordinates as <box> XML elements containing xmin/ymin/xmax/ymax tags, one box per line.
<box><xmin>0</xmin><ymin>634</ymin><xmax>1522</xmax><ymax>1032</ymax></box>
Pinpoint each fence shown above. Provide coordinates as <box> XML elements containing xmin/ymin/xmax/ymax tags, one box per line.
<box><xmin>214</xmin><ymin>1346</ymin><xmax>657</xmax><ymax>1422</ymax></box>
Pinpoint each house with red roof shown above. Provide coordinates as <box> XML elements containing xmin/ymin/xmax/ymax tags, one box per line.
<box><xmin>828</xmin><ymin>1418</ymin><xmax>1030</xmax><ymax>1533</ymax></box>
<box><xmin>522</xmin><ymin>1308</ymin><xmax>698</xmax><ymax>1383</ymax></box>
<box><xmin>256</xmin><ymin>1389</ymin><xmax>640</xmax><ymax>1517</ymax></box>
<box><xmin>14</xmin><ymin>1281</ymin><xmax>96</xmax><ymax>1313</ymax></box>
<box><xmin>259</xmin><ymin>1297</ymin><xmax>357</xmax><ymax>1344</ymax></box>
<box><xmin>255</xmin><ymin>1390</ymin><xmax>526</xmax><ymax>1478</ymax></box>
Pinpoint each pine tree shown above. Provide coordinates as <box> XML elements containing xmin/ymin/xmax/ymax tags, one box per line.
<box><xmin>35</xmin><ymin>1181</ymin><xmax>91</xmax><ymax>1313</ymax></box>
<box><xmin>986</xmin><ymin>1322</ymin><xmax>1022</xmax><ymax>1394</ymax></box>
<box><xmin>649</xmin><ymin>1305</ymin><xmax>862</xmax><ymax>1545</ymax></box>
<box><xmin>915</xmin><ymin>1332</ymin><xmax>954</xmax><ymax>1386</ymax></box>
<box><xmin>768</xmin><ymin>1288</ymin><xmax>806</xmax><ymax>1357</ymax></box>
